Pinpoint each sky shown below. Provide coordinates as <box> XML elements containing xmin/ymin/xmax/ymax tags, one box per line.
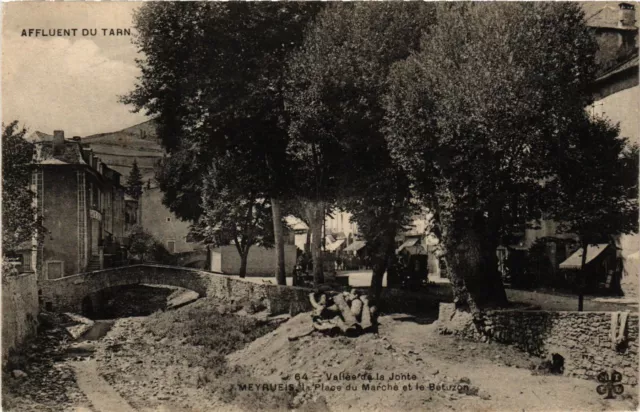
<box><xmin>1</xmin><ymin>2</ymin><xmax>634</xmax><ymax>139</ymax></box>
<box><xmin>2</xmin><ymin>2</ymin><xmax>149</xmax><ymax>137</ymax></box>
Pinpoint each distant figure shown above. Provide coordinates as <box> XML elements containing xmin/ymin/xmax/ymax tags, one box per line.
<box><xmin>147</xmin><ymin>179</ymin><xmax>151</xmax><ymax>189</ymax></box>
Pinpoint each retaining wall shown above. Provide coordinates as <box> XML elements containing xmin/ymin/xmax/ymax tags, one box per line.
<box><xmin>438</xmin><ymin>303</ymin><xmax>639</xmax><ymax>385</ymax></box>
<box><xmin>2</xmin><ymin>273</ymin><xmax>39</xmax><ymax>361</ymax></box>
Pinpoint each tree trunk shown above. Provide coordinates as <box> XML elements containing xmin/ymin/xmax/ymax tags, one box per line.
<box><xmin>305</xmin><ymin>230</ymin><xmax>311</xmax><ymax>254</ymax></box>
<box><xmin>578</xmin><ymin>240</ymin><xmax>588</xmax><ymax>311</ymax></box>
<box><xmin>239</xmin><ymin>248</ymin><xmax>249</xmax><ymax>278</ymax></box>
<box><xmin>368</xmin><ymin>234</ymin><xmax>395</xmax><ymax>306</ymax></box>
<box><xmin>368</xmin><ymin>254</ymin><xmax>387</xmax><ymax>306</ymax></box>
<box><xmin>305</xmin><ymin>201</ymin><xmax>325</xmax><ymax>287</ymax></box>
<box><xmin>386</xmin><ymin>252</ymin><xmax>399</xmax><ymax>289</ymax></box>
<box><xmin>271</xmin><ymin>197</ymin><xmax>286</xmax><ymax>285</ymax></box>
<box><xmin>205</xmin><ymin>245</ymin><xmax>211</xmax><ymax>272</ymax></box>
<box><xmin>448</xmin><ymin>224</ymin><xmax>508</xmax><ymax>311</ymax></box>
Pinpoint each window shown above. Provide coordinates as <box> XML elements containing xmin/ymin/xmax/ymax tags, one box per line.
<box><xmin>167</xmin><ymin>241</ymin><xmax>175</xmax><ymax>254</ymax></box>
<box><xmin>21</xmin><ymin>253</ymin><xmax>32</xmax><ymax>273</ymax></box>
<box><xmin>166</xmin><ymin>217</ymin><xmax>171</xmax><ymax>222</ymax></box>
<box><xmin>46</xmin><ymin>261</ymin><xmax>64</xmax><ymax>280</ymax></box>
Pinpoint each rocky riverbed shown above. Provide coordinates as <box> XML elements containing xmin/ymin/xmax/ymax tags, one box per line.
<box><xmin>2</xmin><ymin>313</ymin><xmax>94</xmax><ymax>412</ymax></box>
<box><xmin>4</xmin><ymin>293</ymin><xmax>638</xmax><ymax>412</ymax></box>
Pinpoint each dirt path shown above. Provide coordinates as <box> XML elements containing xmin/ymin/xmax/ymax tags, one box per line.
<box><xmin>71</xmin><ymin>359</ymin><xmax>136</xmax><ymax>412</ymax></box>
<box><xmin>229</xmin><ymin>312</ymin><xmax>638</xmax><ymax>412</ymax></box>
<box><xmin>381</xmin><ymin>315</ymin><xmax>637</xmax><ymax>412</ymax></box>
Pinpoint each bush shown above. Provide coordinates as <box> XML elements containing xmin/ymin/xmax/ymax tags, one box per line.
<box><xmin>126</xmin><ymin>225</ymin><xmax>176</xmax><ymax>265</ymax></box>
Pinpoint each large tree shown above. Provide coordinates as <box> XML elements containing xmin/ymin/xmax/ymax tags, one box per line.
<box><xmin>546</xmin><ymin>117</ymin><xmax>638</xmax><ymax>306</ymax></box>
<box><xmin>285</xmin><ymin>2</ymin><xmax>434</xmax><ymax>297</ymax></box>
<box><xmin>384</xmin><ymin>3</ymin><xmax>600</xmax><ymax>310</ymax></box>
<box><xmin>123</xmin><ymin>3</ymin><xmax>324</xmax><ymax>284</ymax></box>
<box><xmin>2</xmin><ymin>121</ymin><xmax>42</xmax><ymax>258</ymax></box>
<box><xmin>190</xmin><ymin>164</ymin><xmax>275</xmax><ymax>278</ymax></box>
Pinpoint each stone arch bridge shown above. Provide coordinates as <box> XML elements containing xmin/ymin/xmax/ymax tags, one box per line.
<box><xmin>39</xmin><ymin>264</ymin><xmax>311</xmax><ymax>315</ymax></box>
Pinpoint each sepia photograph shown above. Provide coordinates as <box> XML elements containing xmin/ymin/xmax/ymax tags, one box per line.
<box><xmin>1</xmin><ymin>1</ymin><xmax>639</xmax><ymax>411</ymax></box>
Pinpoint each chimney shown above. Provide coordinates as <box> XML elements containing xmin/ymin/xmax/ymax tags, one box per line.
<box><xmin>52</xmin><ymin>130</ymin><xmax>64</xmax><ymax>154</ymax></box>
<box><xmin>619</xmin><ymin>3</ymin><xmax>636</xmax><ymax>28</ymax></box>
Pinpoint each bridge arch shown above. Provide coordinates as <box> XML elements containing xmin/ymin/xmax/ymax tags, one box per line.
<box><xmin>40</xmin><ymin>264</ymin><xmax>214</xmax><ymax>313</ymax></box>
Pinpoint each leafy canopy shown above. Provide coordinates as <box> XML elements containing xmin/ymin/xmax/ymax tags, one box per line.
<box><xmin>2</xmin><ymin>121</ymin><xmax>42</xmax><ymax>254</ymax></box>
<box><xmin>123</xmin><ymin>2</ymin><xmax>324</xmax><ymax>222</ymax></box>
<box><xmin>384</xmin><ymin>2</ymin><xmax>599</xmax><ymax>241</ymax></box>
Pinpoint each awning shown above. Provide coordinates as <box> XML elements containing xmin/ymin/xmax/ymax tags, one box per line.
<box><xmin>344</xmin><ymin>240</ymin><xmax>366</xmax><ymax>252</ymax></box>
<box><xmin>396</xmin><ymin>237</ymin><xmax>420</xmax><ymax>254</ymax></box>
<box><xmin>559</xmin><ymin>244</ymin><xmax>609</xmax><ymax>270</ymax></box>
<box><xmin>326</xmin><ymin>239</ymin><xmax>345</xmax><ymax>252</ymax></box>
<box><xmin>285</xmin><ymin>216</ymin><xmax>308</xmax><ymax>231</ymax></box>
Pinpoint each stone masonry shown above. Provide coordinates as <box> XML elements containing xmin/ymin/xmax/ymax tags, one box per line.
<box><xmin>438</xmin><ymin>303</ymin><xmax>639</xmax><ymax>386</ymax></box>
<box><xmin>40</xmin><ymin>264</ymin><xmax>314</xmax><ymax>316</ymax></box>
<box><xmin>3</xmin><ymin>273</ymin><xmax>39</xmax><ymax>361</ymax></box>
<box><xmin>40</xmin><ymin>264</ymin><xmax>451</xmax><ymax>318</ymax></box>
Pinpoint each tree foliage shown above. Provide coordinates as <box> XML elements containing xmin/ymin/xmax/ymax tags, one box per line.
<box><xmin>124</xmin><ymin>2</ymin><xmax>323</xmax><ymax>213</ymax></box>
<box><xmin>285</xmin><ymin>2</ymin><xmax>434</xmax><ymax>297</ymax></box>
<box><xmin>2</xmin><ymin>121</ymin><xmax>42</xmax><ymax>255</ymax></box>
<box><xmin>384</xmin><ymin>3</ymin><xmax>601</xmax><ymax>309</ymax></box>
<box><xmin>126</xmin><ymin>225</ymin><xmax>174</xmax><ymax>264</ymax></box>
<box><xmin>547</xmin><ymin>118</ymin><xmax>639</xmax><ymax>243</ymax></box>
<box><xmin>123</xmin><ymin>2</ymin><xmax>324</xmax><ymax>284</ymax></box>
<box><xmin>190</xmin><ymin>168</ymin><xmax>275</xmax><ymax>278</ymax></box>
<box><xmin>126</xmin><ymin>159</ymin><xmax>143</xmax><ymax>200</ymax></box>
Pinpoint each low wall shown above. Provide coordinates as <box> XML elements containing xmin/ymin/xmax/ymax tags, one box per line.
<box><xmin>2</xmin><ymin>273</ymin><xmax>39</xmax><ymax>361</ymax></box>
<box><xmin>438</xmin><ymin>303</ymin><xmax>639</xmax><ymax>385</ymax></box>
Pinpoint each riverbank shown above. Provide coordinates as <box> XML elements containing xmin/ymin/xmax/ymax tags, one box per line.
<box><xmin>94</xmin><ymin>297</ymin><xmax>637</xmax><ymax>411</ymax></box>
<box><xmin>2</xmin><ymin>313</ymin><xmax>93</xmax><ymax>412</ymax></box>
<box><xmin>4</xmin><ymin>292</ymin><xmax>636</xmax><ymax>411</ymax></box>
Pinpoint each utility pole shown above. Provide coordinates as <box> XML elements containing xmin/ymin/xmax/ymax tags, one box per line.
<box><xmin>578</xmin><ymin>240</ymin><xmax>588</xmax><ymax>312</ymax></box>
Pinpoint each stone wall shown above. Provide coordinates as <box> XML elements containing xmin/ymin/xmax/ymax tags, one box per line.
<box><xmin>438</xmin><ymin>303</ymin><xmax>639</xmax><ymax>385</ymax></box>
<box><xmin>2</xmin><ymin>273</ymin><xmax>39</xmax><ymax>361</ymax></box>
<box><xmin>40</xmin><ymin>264</ymin><xmax>314</xmax><ymax>316</ymax></box>
<box><xmin>41</xmin><ymin>264</ymin><xmax>450</xmax><ymax>318</ymax></box>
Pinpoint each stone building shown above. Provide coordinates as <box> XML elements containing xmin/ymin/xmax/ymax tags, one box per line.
<box><xmin>80</xmin><ymin>120</ymin><xmax>199</xmax><ymax>256</ymax></box>
<box><xmin>139</xmin><ymin>185</ymin><xmax>198</xmax><ymax>254</ymax></box>
<box><xmin>27</xmin><ymin>130</ymin><xmax>127</xmax><ymax>279</ymax></box>
<box><xmin>587</xmin><ymin>2</ymin><xmax>638</xmax><ymax>146</ymax></box>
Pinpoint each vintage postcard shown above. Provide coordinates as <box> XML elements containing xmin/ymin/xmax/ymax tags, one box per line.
<box><xmin>1</xmin><ymin>2</ymin><xmax>639</xmax><ymax>411</ymax></box>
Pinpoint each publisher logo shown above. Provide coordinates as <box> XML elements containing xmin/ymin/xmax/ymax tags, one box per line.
<box><xmin>596</xmin><ymin>370</ymin><xmax>624</xmax><ymax>399</ymax></box>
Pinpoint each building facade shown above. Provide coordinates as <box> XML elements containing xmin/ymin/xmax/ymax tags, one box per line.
<box><xmin>28</xmin><ymin>130</ymin><xmax>127</xmax><ymax>279</ymax></box>
<box><xmin>139</xmin><ymin>186</ymin><xmax>198</xmax><ymax>254</ymax></box>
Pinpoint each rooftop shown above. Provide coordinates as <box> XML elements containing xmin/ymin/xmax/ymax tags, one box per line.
<box><xmin>585</xmin><ymin>2</ymin><xmax>638</xmax><ymax>30</ymax></box>
<box><xmin>30</xmin><ymin>130</ymin><xmax>122</xmax><ymax>185</ymax></box>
